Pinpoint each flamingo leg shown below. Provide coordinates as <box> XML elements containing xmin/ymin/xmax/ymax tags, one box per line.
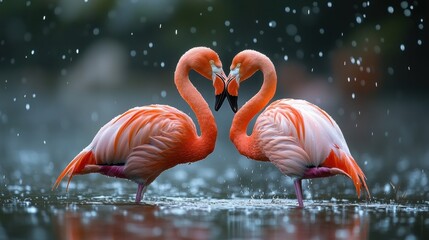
<box><xmin>294</xmin><ymin>179</ymin><xmax>304</xmax><ymax>207</ymax></box>
<box><xmin>135</xmin><ymin>184</ymin><xmax>147</xmax><ymax>203</ymax></box>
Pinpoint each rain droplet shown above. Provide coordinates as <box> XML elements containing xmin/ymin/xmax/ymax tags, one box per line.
<box><xmin>224</xmin><ymin>20</ymin><xmax>230</xmax><ymax>27</ymax></box>
<box><xmin>160</xmin><ymin>62</ymin><xmax>165</xmax><ymax>68</ymax></box>
<box><xmin>130</xmin><ymin>50</ymin><xmax>136</xmax><ymax>57</ymax></box>
<box><xmin>351</xmin><ymin>93</ymin><xmax>356</xmax><ymax>99</ymax></box>
<box><xmin>148</xmin><ymin>42</ymin><xmax>153</xmax><ymax>48</ymax></box>
<box><xmin>43</xmin><ymin>140</ymin><xmax>46</xmax><ymax>144</ymax></box>
<box><xmin>42</xmin><ymin>15</ymin><xmax>46</xmax><ymax>20</ymax></box>
<box><xmin>387</xmin><ymin>6</ymin><xmax>394</xmax><ymax>14</ymax></box>
<box><xmin>283</xmin><ymin>55</ymin><xmax>288</xmax><ymax>61</ymax></box>
<box><xmin>175</xmin><ymin>29</ymin><xmax>178</xmax><ymax>35</ymax></box>
<box><xmin>400</xmin><ymin>44</ymin><xmax>405</xmax><ymax>51</ymax></box>
<box><xmin>93</xmin><ymin>28</ymin><xmax>100</xmax><ymax>35</ymax></box>
<box><xmin>25</xmin><ymin>103</ymin><xmax>30</xmax><ymax>110</ymax></box>
<box><xmin>31</xmin><ymin>50</ymin><xmax>35</xmax><ymax>55</ymax></box>
<box><xmin>403</xmin><ymin>9</ymin><xmax>411</xmax><ymax>17</ymax></box>
<box><xmin>356</xmin><ymin>16</ymin><xmax>362</xmax><ymax>24</ymax></box>
<box><xmin>76</xmin><ymin>49</ymin><xmax>79</xmax><ymax>54</ymax></box>
<box><xmin>161</xmin><ymin>90</ymin><xmax>167</xmax><ymax>98</ymax></box>
<box><xmin>327</xmin><ymin>2</ymin><xmax>333</xmax><ymax>8</ymax></box>
<box><xmin>32</xmin><ymin>93</ymin><xmax>36</xmax><ymax>98</ymax></box>
<box><xmin>268</xmin><ymin>21</ymin><xmax>277</xmax><ymax>28</ymax></box>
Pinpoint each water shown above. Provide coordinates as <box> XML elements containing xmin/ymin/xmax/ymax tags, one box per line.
<box><xmin>1</xmin><ymin>191</ymin><xmax>428</xmax><ymax>239</ymax></box>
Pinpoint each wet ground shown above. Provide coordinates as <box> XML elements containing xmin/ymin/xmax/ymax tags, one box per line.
<box><xmin>1</xmin><ymin>191</ymin><xmax>428</xmax><ymax>239</ymax></box>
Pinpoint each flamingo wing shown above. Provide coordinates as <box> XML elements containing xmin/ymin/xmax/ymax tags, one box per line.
<box><xmin>54</xmin><ymin>104</ymin><xmax>197</xmax><ymax>189</ymax></box>
<box><xmin>255</xmin><ymin>99</ymin><xmax>369</xmax><ymax>197</ymax></box>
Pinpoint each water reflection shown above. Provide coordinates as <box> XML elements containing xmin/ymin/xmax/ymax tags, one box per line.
<box><xmin>226</xmin><ymin>204</ymin><xmax>369</xmax><ymax>240</ymax></box>
<box><xmin>54</xmin><ymin>204</ymin><xmax>212</xmax><ymax>240</ymax></box>
<box><xmin>50</xmin><ymin>198</ymin><xmax>373</xmax><ymax>240</ymax></box>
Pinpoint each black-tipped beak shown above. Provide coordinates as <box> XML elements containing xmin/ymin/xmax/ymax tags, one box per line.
<box><xmin>215</xmin><ymin>89</ymin><xmax>227</xmax><ymax>111</ymax></box>
<box><xmin>226</xmin><ymin>93</ymin><xmax>238</xmax><ymax>113</ymax></box>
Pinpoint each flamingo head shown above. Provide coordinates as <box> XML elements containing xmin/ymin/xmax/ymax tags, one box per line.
<box><xmin>226</xmin><ymin>50</ymin><xmax>271</xmax><ymax>113</ymax></box>
<box><xmin>226</xmin><ymin>50</ymin><xmax>260</xmax><ymax>113</ymax></box>
<box><xmin>182</xmin><ymin>47</ymin><xmax>227</xmax><ymax>111</ymax></box>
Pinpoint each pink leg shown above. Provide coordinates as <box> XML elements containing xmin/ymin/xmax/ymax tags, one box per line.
<box><xmin>135</xmin><ymin>184</ymin><xmax>147</xmax><ymax>203</ymax></box>
<box><xmin>294</xmin><ymin>179</ymin><xmax>304</xmax><ymax>207</ymax></box>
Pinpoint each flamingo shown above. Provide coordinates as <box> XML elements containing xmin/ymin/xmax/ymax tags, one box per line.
<box><xmin>224</xmin><ymin>50</ymin><xmax>370</xmax><ymax>207</ymax></box>
<box><xmin>53</xmin><ymin>47</ymin><xmax>227</xmax><ymax>203</ymax></box>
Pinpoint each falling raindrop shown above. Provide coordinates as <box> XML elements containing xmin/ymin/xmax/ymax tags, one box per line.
<box><xmin>160</xmin><ymin>62</ymin><xmax>165</xmax><ymax>68</ymax></box>
<box><xmin>400</xmin><ymin>44</ymin><xmax>405</xmax><ymax>51</ymax></box>
<box><xmin>25</xmin><ymin>104</ymin><xmax>30</xmax><ymax>110</ymax></box>
<box><xmin>93</xmin><ymin>28</ymin><xmax>100</xmax><ymax>36</ymax></box>
<box><xmin>268</xmin><ymin>21</ymin><xmax>277</xmax><ymax>28</ymax></box>
<box><xmin>149</xmin><ymin>42</ymin><xmax>153</xmax><ymax>48</ymax></box>
<box><xmin>403</xmin><ymin>9</ymin><xmax>411</xmax><ymax>17</ymax></box>
<box><xmin>356</xmin><ymin>16</ymin><xmax>362</xmax><ymax>24</ymax></box>
<box><xmin>351</xmin><ymin>93</ymin><xmax>356</xmax><ymax>99</ymax></box>
<box><xmin>161</xmin><ymin>90</ymin><xmax>167</xmax><ymax>98</ymax></box>
<box><xmin>283</xmin><ymin>55</ymin><xmax>288</xmax><ymax>61</ymax></box>
<box><xmin>387</xmin><ymin>6</ymin><xmax>394</xmax><ymax>14</ymax></box>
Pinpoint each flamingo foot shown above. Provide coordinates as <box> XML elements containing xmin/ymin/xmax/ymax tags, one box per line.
<box><xmin>302</xmin><ymin>167</ymin><xmax>351</xmax><ymax>179</ymax></box>
<box><xmin>98</xmin><ymin>165</ymin><xmax>127</xmax><ymax>179</ymax></box>
<box><xmin>135</xmin><ymin>184</ymin><xmax>147</xmax><ymax>203</ymax></box>
<box><xmin>294</xmin><ymin>179</ymin><xmax>304</xmax><ymax>208</ymax></box>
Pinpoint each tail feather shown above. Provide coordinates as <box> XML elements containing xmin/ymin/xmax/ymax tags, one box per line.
<box><xmin>322</xmin><ymin>149</ymin><xmax>370</xmax><ymax>198</ymax></box>
<box><xmin>53</xmin><ymin>150</ymin><xmax>96</xmax><ymax>191</ymax></box>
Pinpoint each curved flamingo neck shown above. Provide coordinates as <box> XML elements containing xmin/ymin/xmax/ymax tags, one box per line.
<box><xmin>174</xmin><ymin>59</ymin><xmax>217</xmax><ymax>159</ymax></box>
<box><xmin>230</xmin><ymin>55</ymin><xmax>277</xmax><ymax>159</ymax></box>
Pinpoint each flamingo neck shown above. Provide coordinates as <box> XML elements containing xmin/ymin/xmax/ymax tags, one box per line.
<box><xmin>230</xmin><ymin>59</ymin><xmax>277</xmax><ymax>160</ymax></box>
<box><xmin>174</xmin><ymin>63</ymin><xmax>217</xmax><ymax>159</ymax></box>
